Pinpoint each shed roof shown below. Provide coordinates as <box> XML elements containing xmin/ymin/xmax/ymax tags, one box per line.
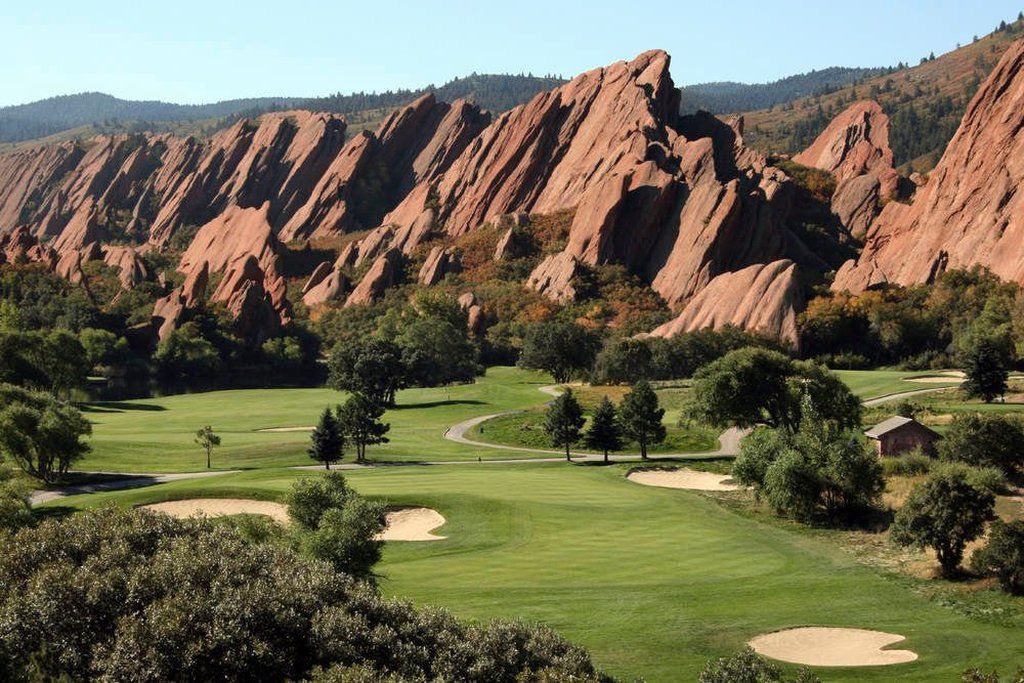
<box><xmin>864</xmin><ymin>416</ymin><xmax>940</xmax><ymax>439</ymax></box>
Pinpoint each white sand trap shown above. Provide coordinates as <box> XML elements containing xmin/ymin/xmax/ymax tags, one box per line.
<box><xmin>141</xmin><ymin>499</ymin><xmax>290</xmax><ymax>525</ymax></box>
<box><xmin>906</xmin><ymin>376</ymin><xmax>962</xmax><ymax>384</ymax></box>
<box><xmin>375</xmin><ymin>507</ymin><xmax>446</xmax><ymax>541</ymax></box>
<box><xmin>257</xmin><ymin>426</ymin><xmax>313</xmax><ymax>432</ymax></box>
<box><xmin>627</xmin><ymin>468</ymin><xmax>740</xmax><ymax>491</ymax></box>
<box><xmin>749</xmin><ymin>627</ymin><xmax>918</xmax><ymax>667</ymax></box>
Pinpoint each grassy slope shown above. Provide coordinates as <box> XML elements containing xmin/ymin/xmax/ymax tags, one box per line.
<box><xmin>742</xmin><ymin>22</ymin><xmax>1024</xmax><ymax>168</ymax></box>
<box><xmin>40</xmin><ymin>464</ymin><xmax>1024</xmax><ymax>682</ymax></box>
<box><xmin>77</xmin><ymin>366</ymin><xmax>553</xmax><ymax>472</ymax></box>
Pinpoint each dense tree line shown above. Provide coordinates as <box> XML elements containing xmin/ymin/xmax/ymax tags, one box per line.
<box><xmin>803</xmin><ymin>267</ymin><xmax>1023</xmax><ymax>371</ymax></box>
<box><xmin>680</xmin><ymin>66</ymin><xmax>886</xmax><ymax>114</ymax></box>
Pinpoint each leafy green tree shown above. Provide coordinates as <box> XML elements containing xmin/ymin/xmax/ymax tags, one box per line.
<box><xmin>591</xmin><ymin>337</ymin><xmax>653</xmax><ymax>384</ymax></box>
<box><xmin>961</xmin><ymin>336</ymin><xmax>1010</xmax><ymax>403</ymax></box>
<box><xmin>691</xmin><ymin>348</ymin><xmax>860</xmax><ymax>432</ymax></box>
<box><xmin>584</xmin><ymin>396</ymin><xmax>623</xmax><ymax>463</ymax></box>
<box><xmin>971</xmin><ymin>519</ymin><xmax>1024</xmax><ymax>595</ymax></box>
<box><xmin>337</xmin><ymin>394</ymin><xmax>390</xmax><ymax>463</ymax></box>
<box><xmin>194</xmin><ymin>425</ymin><xmax>221</xmax><ymax>470</ymax></box>
<box><xmin>78</xmin><ymin>328</ymin><xmax>130</xmax><ymax>369</ymax></box>
<box><xmin>398</xmin><ymin>315</ymin><xmax>480</xmax><ymax>388</ymax></box>
<box><xmin>308</xmin><ymin>407</ymin><xmax>344</xmax><ymax>469</ymax></box>
<box><xmin>302</xmin><ymin>497</ymin><xmax>387</xmax><ymax>579</ymax></box>
<box><xmin>286</xmin><ymin>471</ymin><xmax>352</xmax><ymax>529</ymax></box>
<box><xmin>0</xmin><ymin>384</ymin><xmax>91</xmax><ymax>483</ymax></box>
<box><xmin>734</xmin><ymin>405</ymin><xmax>883</xmax><ymax>523</ymax></box>
<box><xmin>327</xmin><ymin>337</ymin><xmax>405</xmax><ymax>406</ymax></box>
<box><xmin>544</xmin><ymin>389</ymin><xmax>585</xmax><ymax>462</ymax></box>
<box><xmin>938</xmin><ymin>413</ymin><xmax>1024</xmax><ymax>481</ymax></box>
<box><xmin>618</xmin><ymin>381</ymin><xmax>666</xmax><ymax>460</ymax></box>
<box><xmin>518</xmin><ymin>319</ymin><xmax>599</xmax><ymax>383</ymax></box>
<box><xmin>41</xmin><ymin>329</ymin><xmax>90</xmax><ymax>398</ymax></box>
<box><xmin>153</xmin><ymin>322</ymin><xmax>223</xmax><ymax>382</ymax></box>
<box><xmin>700</xmin><ymin>646</ymin><xmax>820</xmax><ymax>683</ymax></box>
<box><xmin>891</xmin><ymin>464</ymin><xmax>996</xmax><ymax>577</ymax></box>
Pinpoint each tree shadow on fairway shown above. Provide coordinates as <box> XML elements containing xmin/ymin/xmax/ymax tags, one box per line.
<box><xmin>390</xmin><ymin>400</ymin><xmax>486</xmax><ymax>411</ymax></box>
<box><xmin>80</xmin><ymin>402</ymin><xmax>167</xmax><ymax>414</ymax></box>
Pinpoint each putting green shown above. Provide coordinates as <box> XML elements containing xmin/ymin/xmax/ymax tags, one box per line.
<box><xmin>40</xmin><ymin>465</ymin><xmax>1024</xmax><ymax>681</ymax></box>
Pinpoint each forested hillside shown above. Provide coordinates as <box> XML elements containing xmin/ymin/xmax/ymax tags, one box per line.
<box><xmin>680</xmin><ymin>66</ymin><xmax>885</xmax><ymax>113</ymax></box>
<box><xmin>742</xmin><ymin>14</ymin><xmax>1024</xmax><ymax>170</ymax></box>
<box><xmin>0</xmin><ymin>74</ymin><xmax>566</xmax><ymax>145</ymax></box>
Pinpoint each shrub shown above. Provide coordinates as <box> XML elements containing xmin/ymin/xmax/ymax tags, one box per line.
<box><xmin>881</xmin><ymin>449</ymin><xmax>933</xmax><ymax>477</ymax></box>
<box><xmin>938</xmin><ymin>413</ymin><xmax>1024</xmax><ymax>481</ymax></box>
<box><xmin>0</xmin><ymin>507</ymin><xmax>604</xmax><ymax>681</ymax></box>
<box><xmin>971</xmin><ymin>520</ymin><xmax>1024</xmax><ymax>595</ymax></box>
<box><xmin>699</xmin><ymin>647</ymin><xmax>820</xmax><ymax>683</ymax></box>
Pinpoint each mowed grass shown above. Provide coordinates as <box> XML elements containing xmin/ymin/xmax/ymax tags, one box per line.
<box><xmin>75</xmin><ymin>368</ymin><xmax>969</xmax><ymax>474</ymax></box>
<box><xmin>833</xmin><ymin>370</ymin><xmax>961</xmax><ymax>399</ymax></box>
<box><xmin>40</xmin><ymin>465</ymin><xmax>1024</xmax><ymax>682</ymax></box>
<box><xmin>77</xmin><ymin>367</ymin><xmax>554</xmax><ymax>472</ymax></box>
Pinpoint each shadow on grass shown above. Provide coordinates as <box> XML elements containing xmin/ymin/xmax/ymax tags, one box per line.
<box><xmin>81</xmin><ymin>402</ymin><xmax>167</xmax><ymax>413</ymax></box>
<box><xmin>390</xmin><ymin>400</ymin><xmax>486</xmax><ymax>411</ymax></box>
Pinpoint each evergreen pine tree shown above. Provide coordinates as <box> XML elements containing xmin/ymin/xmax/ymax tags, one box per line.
<box><xmin>544</xmin><ymin>389</ymin><xmax>585</xmax><ymax>462</ymax></box>
<box><xmin>962</xmin><ymin>337</ymin><xmax>1009</xmax><ymax>403</ymax></box>
<box><xmin>308</xmin><ymin>407</ymin><xmax>344</xmax><ymax>469</ymax></box>
<box><xmin>619</xmin><ymin>381</ymin><xmax>667</xmax><ymax>460</ymax></box>
<box><xmin>584</xmin><ymin>396</ymin><xmax>623</xmax><ymax>464</ymax></box>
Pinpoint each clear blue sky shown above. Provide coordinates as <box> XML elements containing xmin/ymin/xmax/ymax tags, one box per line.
<box><xmin>2</xmin><ymin>0</ymin><xmax>1022</xmax><ymax>106</ymax></box>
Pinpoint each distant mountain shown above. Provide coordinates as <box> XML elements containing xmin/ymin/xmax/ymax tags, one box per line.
<box><xmin>0</xmin><ymin>74</ymin><xmax>567</xmax><ymax>145</ymax></box>
<box><xmin>0</xmin><ymin>93</ymin><xmax>306</xmax><ymax>143</ymax></box>
<box><xmin>680</xmin><ymin>67</ymin><xmax>887</xmax><ymax>114</ymax></box>
<box><xmin>742</xmin><ymin>15</ymin><xmax>1024</xmax><ymax>170</ymax></box>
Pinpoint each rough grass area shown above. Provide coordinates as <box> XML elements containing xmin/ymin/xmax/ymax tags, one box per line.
<box><xmin>40</xmin><ymin>464</ymin><xmax>1024</xmax><ymax>682</ymax></box>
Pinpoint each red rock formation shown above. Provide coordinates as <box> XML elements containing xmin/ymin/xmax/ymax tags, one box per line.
<box><xmin>151</xmin><ymin>262</ymin><xmax>208</xmax><ymax>341</ymax></box>
<box><xmin>793</xmin><ymin>100</ymin><xmax>897</xmax><ymax>191</ymax></box>
<box><xmin>101</xmin><ymin>245</ymin><xmax>149</xmax><ymax>288</ymax></box>
<box><xmin>418</xmin><ymin>246</ymin><xmax>460</xmax><ymax>285</ymax></box>
<box><xmin>793</xmin><ymin>100</ymin><xmax>902</xmax><ymax>236</ymax></box>
<box><xmin>301</xmin><ymin>259</ymin><xmax>350</xmax><ymax>307</ymax></box>
<box><xmin>650</xmin><ymin>260</ymin><xmax>802</xmax><ymax>346</ymax></box>
<box><xmin>345</xmin><ymin>248</ymin><xmax>403</xmax><ymax>307</ymax></box>
<box><xmin>834</xmin><ymin>40</ymin><xmax>1024</xmax><ymax>293</ymax></box>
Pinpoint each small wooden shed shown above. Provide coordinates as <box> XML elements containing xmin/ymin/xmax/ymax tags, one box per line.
<box><xmin>864</xmin><ymin>416</ymin><xmax>941</xmax><ymax>457</ymax></box>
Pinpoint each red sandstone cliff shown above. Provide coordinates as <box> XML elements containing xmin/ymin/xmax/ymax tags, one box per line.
<box><xmin>833</xmin><ymin>40</ymin><xmax>1024</xmax><ymax>293</ymax></box>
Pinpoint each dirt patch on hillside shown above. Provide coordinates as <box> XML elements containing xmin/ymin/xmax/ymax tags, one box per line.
<box><xmin>141</xmin><ymin>499</ymin><xmax>290</xmax><ymax>524</ymax></box>
<box><xmin>749</xmin><ymin>627</ymin><xmax>918</xmax><ymax>666</ymax></box>
<box><xmin>376</xmin><ymin>507</ymin><xmax>446</xmax><ymax>541</ymax></box>
<box><xmin>627</xmin><ymin>468</ymin><xmax>740</xmax><ymax>491</ymax></box>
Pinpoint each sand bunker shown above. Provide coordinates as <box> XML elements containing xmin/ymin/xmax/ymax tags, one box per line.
<box><xmin>627</xmin><ymin>468</ymin><xmax>741</xmax><ymax>491</ymax></box>
<box><xmin>141</xmin><ymin>499</ymin><xmax>290</xmax><ymax>524</ymax></box>
<box><xmin>909</xmin><ymin>374</ymin><xmax>962</xmax><ymax>385</ymax></box>
<box><xmin>376</xmin><ymin>507</ymin><xmax>446</xmax><ymax>541</ymax></box>
<box><xmin>749</xmin><ymin>627</ymin><xmax>918</xmax><ymax>667</ymax></box>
